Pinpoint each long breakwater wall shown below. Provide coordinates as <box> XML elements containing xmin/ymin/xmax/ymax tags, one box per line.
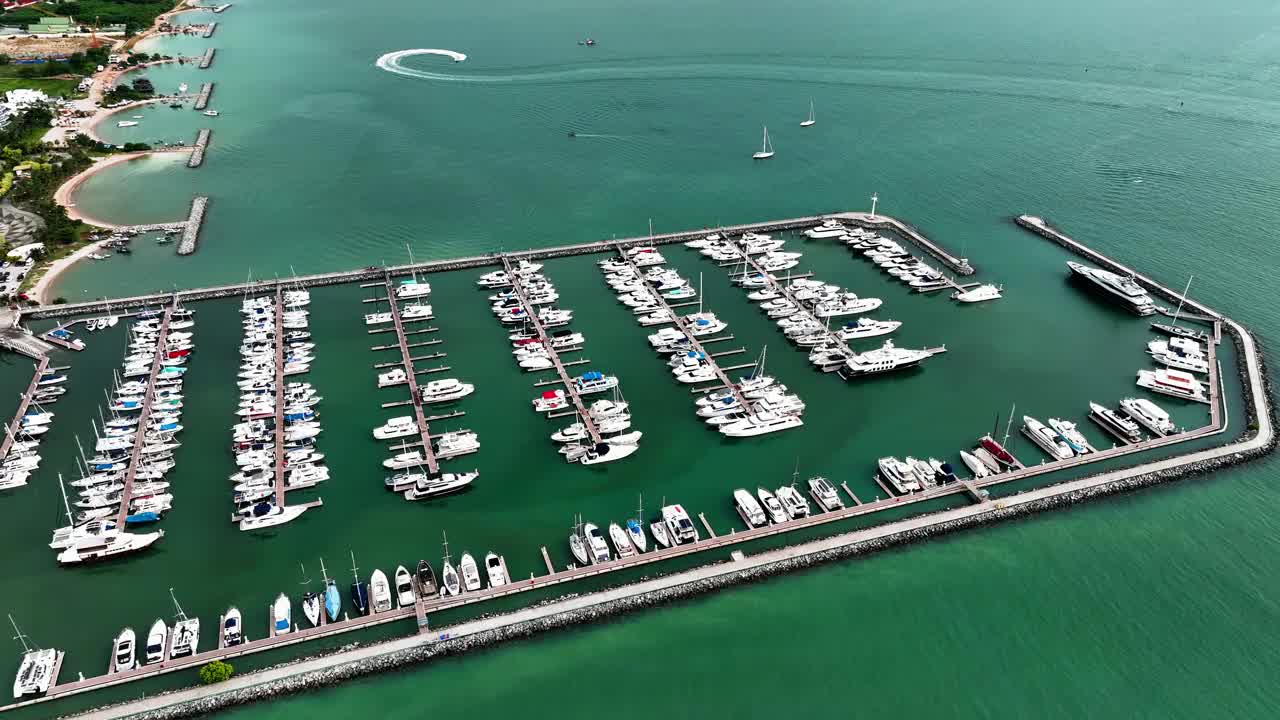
<box><xmin>22</xmin><ymin>211</ymin><xmax>957</xmax><ymax>320</ymax></box>
<box><xmin>202</xmin><ymin>22</ymin><xmax>217</xmax><ymax>38</ymax></box>
<box><xmin>56</xmin><ymin>218</ymin><xmax>1275</xmax><ymax>720</ymax></box>
<box><xmin>176</xmin><ymin>196</ymin><xmax>208</xmax><ymax>255</ymax></box>
<box><xmin>186</xmin><ymin>129</ymin><xmax>211</xmax><ymax>168</ymax></box>
<box><xmin>197</xmin><ymin>48</ymin><xmax>215</xmax><ymax>69</ymax></box>
<box><xmin>193</xmin><ymin>83</ymin><xmax>213</xmax><ymax>111</ymax></box>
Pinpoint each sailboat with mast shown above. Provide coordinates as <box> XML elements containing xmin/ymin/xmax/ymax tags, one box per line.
<box><xmin>168</xmin><ymin>588</ymin><xmax>200</xmax><ymax>658</ymax></box>
<box><xmin>349</xmin><ymin>551</ymin><xmax>369</xmax><ymax>615</ymax></box>
<box><xmin>10</xmin><ymin>615</ymin><xmax>59</xmax><ymax>700</ymax></box>
<box><xmin>440</xmin><ymin>531</ymin><xmax>461</xmax><ymax>597</ymax></box>
<box><xmin>299</xmin><ymin>564</ymin><xmax>321</xmax><ymax>627</ymax></box>
<box><xmin>752</xmin><ymin>125</ymin><xmax>775</xmax><ymax>159</ymax></box>
<box><xmin>800</xmin><ymin>99</ymin><xmax>816</xmax><ymax>127</ymax></box>
<box><xmin>319</xmin><ymin>557</ymin><xmax>341</xmax><ymax>623</ymax></box>
<box><xmin>396</xmin><ymin>244</ymin><xmax>432</xmax><ymax>299</ymax></box>
<box><xmin>626</xmin><ymin>495</ymin><xmax>648</xmax><ymax>552</ymax></box>
<box><xmin>1151</xmin><ymin>275</ymin><xmax>1210</xmax><ymax>342</ymax></box>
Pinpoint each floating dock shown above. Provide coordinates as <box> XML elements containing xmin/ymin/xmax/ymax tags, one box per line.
<box><xmin>503</xmin><ymin>257</ymin><xmax>602</xmax><ymax>444</ymax></box>
<box><xmin>193</xmin><ymin>82</ymin><xmax>214</xmax><ymax>110</ymax></box>
<box><xmin>113</xmin><ymin>309</ymin><xmax>173</xmax><ymax>527</ymax></box>
<box><xmin>22</xmin><ymin>212</ymin><xmax>970</xmax><ymax>321</ymax></box>
<box><xmin>0</xmin><ymin>357</ymin><xmax>50</xmax><ymax>460</ymax></box>
<box><xmin>271</xmin><ymin>289</ymin><xmax>287</xmax><ymax>506</ymax></box>
<box><xmin>381</xmin><ymin>275</ymin><xmax>441</xmax><ymax>474</ymax></box>
<box><xmin>198</xmin><ymin>48</ymin><xmax>215</xmax><ymax>69</ymax></box>
<box><xmin>176</xmin><ymin>196</ymin><xmax>209</xmax><ymax>256</ymax></box>
<box><xmin>186</xmin><ymin>129</ymin><xmax>211</xmax><ymax>168</ymax></box>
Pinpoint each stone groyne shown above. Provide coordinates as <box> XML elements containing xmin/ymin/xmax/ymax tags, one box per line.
<box><xmin>193</xmin><ymin>83</ymin><xmax>213</xmax><ymax>111</ymax></box>
<box><xmin>202</xmin><ymin>21</ymin><xmax>218</xmax><ymax>38</ymax></box>
<box><xmin>186</xmin><ymin>129</ymin><xmax>211</xmax><ymax>168</ymax></box>
<box><xmin>198</xmin><ymin>48</ymin><xmax>215</xmax><ymax>69</ymax></box>
<box><xmin>176</xmin><ymin>196</ymin><xmax>208</xmax><ymax>255</ymax></box>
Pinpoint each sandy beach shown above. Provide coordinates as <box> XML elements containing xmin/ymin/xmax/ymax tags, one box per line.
<box><xmin>26</xmin><ymin>237</ymin><xmax>121</xmax><ymax>305</ymax></box>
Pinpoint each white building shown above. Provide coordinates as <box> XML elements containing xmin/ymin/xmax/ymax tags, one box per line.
<box><xmin>4</xmin><ymin>89</ymin><xmax>48</xmax><ymax>112</ymax></box>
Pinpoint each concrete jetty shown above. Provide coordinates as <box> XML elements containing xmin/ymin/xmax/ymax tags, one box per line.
<box><xmin>113</xmin><ymin>309</ymin><xmax>173</xmax><ymax>527</ymax></box>
<box><xmin>202</xmin><ymin>21</ymin><xmax>218</xmax><ymax>38</ymax></box>
<box><xmin>0</xmin><ymin>357</ymin><xmax>50</xmax><ymax>460</ymax></box>
<box><xmin>21</xmin><ymin>212</ymin><xmax>968</xmax><ymax>320</ymax></box>
<box><xmin>176</xmin><ymin>196</ymin><xmax>209</xmax><ymax>255</ymax></box>
<box><xmin>186</xmin><ymin>129</ymin><xmax>211</xmax><ymax>168</ymax></box>
<box><xmin>198</xmin><ymin>48</ymin><xmax>215</xmax><ymax>69</ymax></box>
<box><xmin>831</xmin><ymin>212</ymin><xmax>974</xmax><ymax>275</ymax></box>
<box><xmin>382</xmin><ymin>275</ymin><xmax>442</xmax><ymax>474</ymax></box>
<box><xmin>193</xmin><ymin>83</ymin><xmax>214</xmax><ymax>111</ymax></box>
<box><xmin>2</xmin><ymin>216</ymin><xmax>1270</xmax><ymax>717</ymax></box>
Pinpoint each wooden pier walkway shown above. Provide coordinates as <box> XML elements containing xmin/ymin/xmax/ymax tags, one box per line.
<box><xmin>113</xmin><ymin>308</ymin><xmax>173</xmax><ymax>527</ymax></box>
<box><xmin>382</xmin><ymin>275</ymin><xmax>440</xmax><ymax>474</ymax></box>
<box><xmin>610</xmin><ymin>246</ymin><xmax>752</xmax><ymax>410</ymax></box>
<box><xmin>502</xmin><ymin>257</ymin><xmax>601</xmax><ymax>444</ymax></box>
<box><xmin>272</xmin><ymin>289</ymin><xmax>287</xmax><ymax>506</ymax></box>
<box><xmin>0</xmin><ymin>356</ymin><xmax>50</xmax><ymax>459</ymax></box>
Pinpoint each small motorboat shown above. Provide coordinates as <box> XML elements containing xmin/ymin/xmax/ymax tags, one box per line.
<box><xmin>484</xmin><ymin>552</ymin><xmax>509</xmax><ymax>587</ymax></box>
<box><xmin>222</xmin><ymin>607</ymin><xmax>243</xmax><ymax>647</ymax></box>
<box><xmin>649</xmin><ymin>519</ymin><xmax>672</xmax><ymax>549</ymax></box>
<box><xmin>415</xmin><ymin>560</ymin><xmax>438</xmax><ymax>596</ymax></box>
<box><xmin>144</xmin><ymin>619</ymin><xmax>168</xmax><ymax>664</ymax></box>
<box><xmin>459</xmin><ymin>553</ymin><xmax>482</xmax><ymax>592</ymax></box>
<box><xmin>301</xmin><ymin>590</ymin><xmax>321</xmax><ymax>628</ymax></box>
<box><xmin>369</xmin><ymin>569</ymin><xmax>393</xmax><ymax>613</ymax></box>
<box><xmin>394</xmin><ymin>565</ymin><xmax>416</xmax><ymax>607</ymax></box>
<box><xmin>441</xmin><ymin>558</ymin><xmax>461</xmax><ymax>596</ymax></box>
<box><xmin>273</xmin><ymin>593</ymin><xmax>292</xmax><ymax>635</ymax></box>
<box><xmin>112</xmin><ymin>627</ymin><xmax>136</xmax><ymax>672</ymax></box>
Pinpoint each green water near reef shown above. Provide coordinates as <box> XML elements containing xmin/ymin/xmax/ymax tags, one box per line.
<box><xmin>7</xmin><ymin>0</ymin><xmax>1280</xmax><ymax>716</ymax></box>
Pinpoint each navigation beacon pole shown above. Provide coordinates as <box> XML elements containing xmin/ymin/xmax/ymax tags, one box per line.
<box><xmin>869</xmin><ymin>192</ymin><xmax>879</xmax><ymax>218</ymax></box>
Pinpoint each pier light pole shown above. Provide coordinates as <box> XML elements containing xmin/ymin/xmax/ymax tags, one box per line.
<box><xmin>869</xmin><ymin>193</ymin><xmax>879</xmax><ymax>218</ymax></box>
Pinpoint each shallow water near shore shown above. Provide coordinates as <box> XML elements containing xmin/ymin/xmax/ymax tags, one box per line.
<box><xmin>9</xmin><ymin>0</ymin><xmax>1280</xmax><ymax>716</ymax></box>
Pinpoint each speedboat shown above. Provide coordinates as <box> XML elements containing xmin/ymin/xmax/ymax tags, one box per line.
<box><xmin>459</xmin><ymin>553</ymin><xmax>482</xmax><ymax>591</ymax></box>
<box><xmin>370</xmin><ymin>569</ymin><xmax>393</xmax><ymax>613</ymax></box>
<box><xmin>577</xmin><ymin>441</ymin><xmax>640</xmax><ymax>465</ymax></box>
<box><xmin>273</xmin><ymin>593</ymin><xmax>292</xmax><ymax>635</ymax></box>
<box><xmin>756</xmin><ymin>487</ymin><xmax>789</xmax><ymax>524</ymax></box>
<box><xmin>395</xmin><ymin>565</ymin><xmax>416</xmax><ymax>606</ymax></box>
<box><xmin>301</xmin><ymin>589</ymin><xmax>322</xmax><ymax>628</ymax></box>
<box><xmin>402</xmin><ymin>470</ymin><xmax>477</xmax><ymax>501</ymax></box>
<box><xmin>484</xmin><ymin>552</ymin><xmax>509</xmax><ymax>587</ymax></box>
<box><xmin>415</xmin><ymin>560</ymin><xmax>438</xmax><ymax>597</ymax></box>
<box><xmin>145</xmin><ymin>619</ymin><xmax>168</xmax><ymax>664</ymax></box>
<box><xmin>959</xmin><ymin>450</ymin><xmax>990</xmax><ymax>479</ymax></box>
<box><xmin>112</xmin><ymin>628</ymin><xmax>137</xmax><ymax>672</ymax></box>
<box><xmin>238</xmin><ymin>502</ymin><xmax>309</xmax><ymax>531</ymax></box>
<box><xmin>222</xmin><ymin>607</ymin><xmax>243</xmax><ymax>647</ymax></box>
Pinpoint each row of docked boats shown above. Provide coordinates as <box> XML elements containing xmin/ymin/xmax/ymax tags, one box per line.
<box><xmin>50</xmin><ymin>307</ymin><xmax>193</xmax><ymax>564</ymax></box>
<box><xmin>232</xmin><ymin>290</ymin><xmax>322</xmax><ymax>530</ymax></box>
<box><xmin>734</xmin><ymin>477</ymin><xmax>844</xmax><ymax>525</ymax></box>
<box><xmin>438</xmin><ymin>540</ymin><xmax>510</xmax><ymax>595</ymax></box>
<box><xmin>602</xmin><ymin>247</ymin><xmax>804</xmax><ymax>438</ymax></box>
<box><xmin>1138</xmin><ymin>334</ymin><xmax>1210</xmax><ymax>403</ymax></box>
<box><xmin>567</xmin><ymin>501</ymin><xmax>701</xmax><ymax>564</ymax></box>
<box><xmin>485</xmin><ymin>259</ymin><xmax>641</xmax><ymax>464</ymax></box>
<box><xmin>0</xmin><ymin>365</ymin><xmax>67</xmax><ymax>492</ymax></box>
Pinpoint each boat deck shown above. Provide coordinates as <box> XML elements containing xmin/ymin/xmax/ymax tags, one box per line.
<box><xmin>114</xmin><ymin>308</ymin><xmax>173</xmax><ymax>527</ymax></box>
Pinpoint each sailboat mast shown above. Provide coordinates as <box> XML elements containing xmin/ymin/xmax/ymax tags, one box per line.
<box><xmin>169</xmin><ymin>587</ymin><xmax>187</xmax><ymax>621</ymax></box>
<box><xmin>1171</xmin><ymin>275</ymin><xmax>1193</xmax><ymax>326</ymax></box>
<box><xmin>1002</xmin><ymin>403</ymin><xmax>1016</xmax><ymax>446</ymax></box>
<box><xmin>8</xmin><ymin>615</ymin><xmax>32</xmax><ymax>652</ymax></box>
<box><xmin>320</xmin><ymin>557</ymin><xmax>330</xmax><ymax>583</ymax></box>
<box><xmin>349</xmin><ymin>550</ymin><xmax>359</xmax><ymax>581</ymax></box>
<box><xmin>57</xmin><ymin>473</ymin><xmax>71</xmax><ymax>525</ymax></box>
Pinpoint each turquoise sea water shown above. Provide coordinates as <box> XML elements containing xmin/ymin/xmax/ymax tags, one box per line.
<box><xmin>10</xmin><ymin>0</ymin><xmax>1280</xmax><ymax>717</ymax></box>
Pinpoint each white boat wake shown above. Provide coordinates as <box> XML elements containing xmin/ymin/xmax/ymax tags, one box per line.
<box><xmin>375</xmin><ymin>49</ymin><xmax>468</xmax><ymax>77</ymax></box>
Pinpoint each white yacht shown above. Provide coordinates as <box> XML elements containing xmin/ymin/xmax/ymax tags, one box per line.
<box><xmin>1120</xmin><ymin>397</ymin><xmax>1176</xmax><ymax>436</ymax></box>
<box><xmin>459</xmin><ymin>553</ymin><xmax>482</xmax><ymax>592</ymax></box>
<box><xmin>608</xmin><ymin>523</ymin><xmax>636</xmax><ymax>558</ymax></box>
<box><xmin>1048</xmin><ymin>418</ymin><xmax>1092</xmax><ymax>455</ymax></box>
<box><xmin>57</xmin><ymin>530</ymin><xmax>164</xmax><ymax>565</ymax></box>
<box><xmin>364</xmin><ymin>312</ymin><xmax>393</xmax><ymax>326</ymax></box>
<box><xmin>395</xmin><ymin>279</ymin><xmax>432</xmax><ymax>299</ymax></box>
<box><xmin>144</xmin><ymin>619</ymin><xmax>168</xmax><ymax>664</ymax></box>
<box><xmin>383</xmin><ymin>450</ymin><xmax>425</xmax><ymax>469</ymax></box>
<box><xmin>804</xmin><ymin>220</ymin><xmax>847</xmax><ymax>239</ymax></box>
<box><xmin>373</xmin><ymin>416</ymin><xmax>418</xmax><ymax>440</ymax></box>
<box><xmin>402</xmin><ymin>470</ymin><xmax>477</xmax><ymax>501</ymax></box>
<box><xmin>272</xmin><ymin>594</ymin><xmax>292</xmax><ymax>635</ymax></box>
<box><xmin>719</xmin><ymin>411</ymin><xmax>803</xmax><ymax>437</ymax></box>
<box><xmin>840</xmin><ymin>340</ymin><xmax>933</xmax><ymax>378</ymax></box>
<box><xmin>370</xmin><ymin>569</ymin><xmax>393</xmax><ymax>613</ymax></box>
<box><xmin>733</xmin><ymin>488</ymin><xmax>767</xmax><ymax>527</ymax></box>
<box><xmin>878</xmin><ymin>456</ymin><xmax>922</xmax><ymax>494</ymax></box>
<box><xmin>959</xmin><ymin>451</ymin><xmax>990</xmax><ymax>479</ymax></box>
<box><xmin>1136</xmin><ymin>368</ymin><xmax>1207</xmax><ymax>403</ymax></box>
<box><xmin>837</xmin><ymin>317</ymin><xmax>901</xmax><ymax>340</ymax></box>
<box><xmin>775</xmin><ymin>485</ymin><xmax>810</xmax><ymax>518</ymax></box>
<box><xmin>952</xmin><ymin>284</ymin><xmax>1002</xmax><ymax>303</ymax></box>
<box><xmin>814</xmin><ymin>295</ymin><xmax>882</xmax><ymax>318</ymax></box>
<box><xmin>573</xmin><ymin>371</ymin><xmax>618</xmax><ymax>395</ymax></box>
<box><xmin>583</xmin><ymin>523</ymin><xmax>612</xmax><ymax>563</ymax></box>
<box><xmin>116</xmin><ymin>120</ymin><xmax>138</xmax><ymax>128</ymax></box>
<box><xmin>662</xmin><ymin>504</ymin><xmax>699</xmax><ymax>544</ymax></box>
<box><xmin>807</xmin><ymin>477</ymin><xmax>843</xmax><ymax>511</ymax></box>
<box><xmin>577</xmin><ymin>440</ymin><xmax>640</xmax><ymax>465</ymax></box>
<box><xmin>434</xmin><ymin>430</ymin><xmax>480</xmax><ymax>458</ymax></box>
<box><xmin>484</xmin><ymin>553</ymin><xmax>509</xmax><ymax>586</ymax></box>
<box><xmin>12</xmin><ymin>644</ymin><xmax>58</xmax><ymax>699</ymax></box>
<box><xmin>756</xmin><ymin>487</ymin><xmax>788</xmax><ymax>524</ymax></box>
<box><xmin>752</xmin><ymin>125</ymin><xmax>775</xmax><ymax>160</ymax></box>
<box><xmin>1066</xmin><ymin>261</ymin><xmax>1156</xmax><ymax>315</ymax></box>
<box><xmin>1147</xmin><ymin>340</ymin><xmax>1209</xmax><ymax>374</ymax></box>
<box><xmin>419</xmin><ymin>378</ymin><xmax>475</xmax><ymax>404</ymax></box>
<box><xmin>394</xmin><ymin>565</ymin><xmax>416</xmax><ymax>607</ymax></box>
<box><xmin>239</xmin><ymin>503</ymin><xmax>309</xmax><ymax>531</ymax></box>
<box><xmin>1022</xmin><ymin>416</ymin><xmax>1075</xmax><ymax>460</ymax></box>
<box><xmin>377</xmin><ymin>367</ymin><xmax>407</xmax><ymax>387</ymax></box>
<box><xmin>112</xmin><ymin>627</ymin><xmax>136</xmax><ymax>672</ymax></box>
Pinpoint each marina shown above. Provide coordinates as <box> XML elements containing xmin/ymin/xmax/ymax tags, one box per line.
<box><xmin>0</xmin><ymin>212</ymin><xmax>1265</xmax><ymax>714</ymax></box>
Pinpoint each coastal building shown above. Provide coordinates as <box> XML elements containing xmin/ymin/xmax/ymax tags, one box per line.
<box><xmin>5</xmin><ymin>89</ymin><xmax>47</xmax><ymax>111</ymax></box>
<box><xmin>26</xmin><ymin>16</ymin><xmax>74</xmax><ymax>35</ymax></box>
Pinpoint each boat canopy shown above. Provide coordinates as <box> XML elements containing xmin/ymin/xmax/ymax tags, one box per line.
<box><xmin>581</xmin><ymin>371</ymin><xmax>603</xmax><ymax>381</ymax></box>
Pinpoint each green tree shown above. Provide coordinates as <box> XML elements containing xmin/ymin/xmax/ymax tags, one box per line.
<box><xmin>0</xmin><ymin>55</ymin><xmax>10</xmax><ymax>66</ymax></box>
<box><xmin>1</xmin><ymin>147</ymin><xmax>22</xmax><ymax>164</ymax></box>
<box><xmin>198</xmin><ymin>660</ymin><xmax>233</xmax><ymax>684</ymax></box>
